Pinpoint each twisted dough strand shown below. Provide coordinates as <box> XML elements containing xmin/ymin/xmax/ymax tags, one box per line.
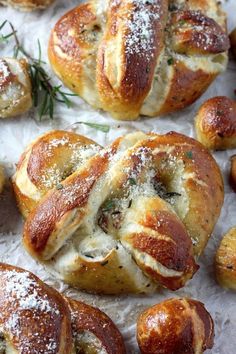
<box><xmin>13</xmin><ymin>130</ymin><xmax>224</xmax><ymax>294</ymax></box>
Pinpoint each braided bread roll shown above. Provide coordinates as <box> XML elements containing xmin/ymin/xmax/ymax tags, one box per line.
<box><xmin>0</xmin><ymin>0</ymin><xmax>54</xmax><ymax>11</ymax></box>
<box><xmin>0</xmin><ymin>263</ymin><xmax>126</xmax><ymax>353</ymax></box>
<box><xmin>0</xmin><ymin>58</ymin><xmax>32</xmax><ymax>119</ymax></box>
<box><xmin>13</xmin><ymin>130</ymin><xmax>224</xmax><ymax>294</ymax></box>
<box><xmin>137</xmin><ymin>298</ymin><xmax>214</xmax><ymax>354</ymax></box>
<box><xmin>48</xmin><ymin>0</ymin><xmax>229</xmax><ymax>120</ymax></box>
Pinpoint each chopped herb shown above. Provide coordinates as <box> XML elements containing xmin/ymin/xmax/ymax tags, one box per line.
<box><xmin>146</xmin><ymin>66</ymin><xmax>150</xmax><ymax>73</ymax></box>
<box><xmin>165</xmin><ymin>192</ymin><xmax>182</xmax><ymax>198</ymax></box>
<box><xmin>128</xmin><ymin>178</ymin><xmax>136</xmax><ymax>186</ymax></box>
<box><xmin>167</xmin><ymin>57</ymin><xmax>174</xmax><ymax>65</ymax></box>
<box><xmin>74</xmin><ymin>122</ymin><xmax>110</xmax><ymax>133</ymax></box>
<box><xmin>128</xmin><ymin>200</ymin><xmax>133</xmax><ymax>208</ymax></box>
<box><xmin>1</xmin><ymin>21</ymin><xmax>77</xmax><ymax>120</ymax></box>
<box><xmin>185</xmin><ymin>151</ymin><xmax>193</xmax><ymax>159</ymax></box>
<box><xmin>0</xmin><ymin>20</ymin><xmax>16</xmax><ymax>44</ymax></box>
<box><xmin>84</xmin><ymin>254</ymin><xmax>95</xmax><ymax>259</ymax></box>
<box><xmin>102</xmin><ymin>200</ymin><xmax>115</xmax><ymax>212</ymax></box>
<box><xmin>56</xmin><ymin>184</ymin><xmax>63</xmax><ymax>190</ymax></box>
<box><xmin>101</xmin><ymin>260</ymin><xmax>108</xmax><ymax>266</ymax></box>
<box><xmin>179</xmin><ymin>20</ymin><xmax>186</xmax><ymax>26</ymax></box>
<box><xmin>111</xmin><ymin>211</ymin><xmax>121</xmax><ymax>215</ymax></box>
<box><xmin>168</xmin><ymin>4</ymin><xmax>178</xmax><ymax>11</ymax></box>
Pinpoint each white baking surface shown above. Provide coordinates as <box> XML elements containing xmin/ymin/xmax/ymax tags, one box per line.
<box><xmin>0</xmin><ymin>1</ymin><xmax>236</xmax><ymax>353</ymax></box>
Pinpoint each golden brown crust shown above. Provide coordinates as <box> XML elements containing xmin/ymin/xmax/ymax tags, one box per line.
<box><xmin>66</xmin><ymin>298</ymin><xmax>126</xmax><ymax>354</ymax></box>
<box><xmin>48</xmin><ymin>0</ymin><xmax>229</xmax><ymax>120</ymax></box>
<box><xmin>96</xmin><ymin>0</ymin><xmax>168</xmax><ymax>119</ymax></box>
<box><xmin>12</xmin><ymin>130</ymin><xmax>100</xmax><ymax>218</ymax></box>
<box><xmin>215</xmin><ymin>227</ymin><xmax>236</xmax><ymax>290</ymax></box>
<box><xmin>0</xmin><ymin>262</ymin><xmax>73</xmax><ymax>353</ymax></box>
<box><xmin>0</xmin><ymin>166</ymin><xmax>5</xmax><ymax>193</ymax></box>
<box><xmin>230</xmin><ymin>155</ymin><xmax>236</xmax><ymax>192</ymax></box>
<box><xmin>195</xmin><ymin>96</ymin><xmax>236</xmax><ymax>150</ymax></box>
<box><xmin>0</xmin><ymin>263</ymin><xmax>126</xmax><ymax>353</ymax></box>
<box><xmin>171</xmin><ymin>10</ymin><xmax>229</xmax><ymax>55</ymax></box>
<box><xmin>13</xmin><ymin>130</ymin><xmax>224</xmax><ymax>294</ymax></box>
<box><xmin>155</xmin><ymin>61</ymin><xmax>216</xmax><ymax>116</ymax></box>
<box><xmin>0</xmin><ymin>0</ymin><xmax>54</xmax><ymax>11</ymax></box>
<box><xmin>137</xmin><ymin>298</ymin><xmax>214</xmax><ymax>354</ymax></box>
<box><xmin>24</xmin><ymin>153</ymin><xmax>113</xmax><ymax>257</ymax></box>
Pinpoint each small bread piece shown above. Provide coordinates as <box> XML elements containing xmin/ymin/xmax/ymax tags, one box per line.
<box><xmin>230</xmin><ymin>155</ymin><xmax>236</xmax><ymax>192</ymax></box>
<box><xmin>0</xmin><ymin>166</ymin><xmax>5</xmax><ymax>193</ymax></box>
<box><xmin>48</xmin><ymin>0</ymin><xmax>229</xmax><ymax>120</ymax></box>
<box><xmin>195</xmin><ymin>96</ymin><xmax>236</xmax><ymax>150</ymax></box>
<box><xmin>137</xmin><ymin>298</ymin><xmax>214</xmax><ymax>354</ymax></box>
<box><xmin>215</xmin><ymin>227</ymin><xmax>236</xmax><ymax>290</ymax></box>
<box><xmin>0</xmin><ymin>262</ymin><xmax>126</xmax><ymax>353</ymax></box>
<box><xmin>0</xmin><ymin>58</ymin><xmax>32</xmax><ymax>119</ymax></box>
<box><xmin>0</xmin><ymin>0</ymin><xmax>54</xmax><ymax>11</ymax></box>
<box><xmin>230</xmin><ymin>28</ymin><xmax>236</xmax><ymax>59</ymax></box>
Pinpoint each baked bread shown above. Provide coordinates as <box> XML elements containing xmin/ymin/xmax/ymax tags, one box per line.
<box><xmin>195</xmin><ymin>96</ymin><xmax>236</xmax><ymax>150</ymax></box>
<box><xmin>230</xmin><ymin>155</ymin><xmax>236</xmax><ymax>192</ymax></box>
<box><xmin>13</xmin><ymin>130</ymin><xmax>224</xmax><ymax>294</ymax></box>
<box><xmin>0</xmin><ymin>166</ymin><xmax>5</xmax><ymax>193</ymax></box>
<box><xmin>215</xmin><ymin>227</ymin><xmax>236</xmax><ymax>290</ymax></box>
<box><xmin>0</xmin><ymin>0</ymin><xmax>54</xmax><ymax>11</ymax></box>
<box><xmin>48</xmin><ymin>0</ymin><xmax>229</xmax><ymax>120</ymax></box>
<box><xmin>230</xmin><ymin>28</ymin><xmax>236</xmax><ymax>59</ymax></box>
<box><xmin>0</xmin><ymin>58</ymin><xmax>32</xmax><ymax>119</ymax></box>
<box><xmin>137</xmin><ymin>298</ymin><xmax>214</xmax><ymax>354</ymax></box>
<box><xmin>0</xmin><ymin>262</ymin><xmax>126</xmax><ymax>353</ymax></box>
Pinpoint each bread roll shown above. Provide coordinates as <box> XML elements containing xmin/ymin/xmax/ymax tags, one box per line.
<box><xmin>0</xmin><ymin>262</ymin><xmax>126</xmax><ymax>353</ymax></box>
<box><xmin>13</xmin><ymin>130</ymin><xmax>224</xmax><ymax>294</ymax></box>
<box><xmin>195</xmin><ymin>96</ymin><xmax>236</xmax><ymax>150</ymax></box>
<box><xmin>137</xmin><ymin>298</ymin><xmax>214</xmax><ymax>354</ymax></box>
<box><xmin>48</xmin><ymin>0</ymin><xmax>229</xmax><ymax>120</ymax></box>
<box><xmin>215</xmin><ymin>227</ymin><xmax>236</xmax><ymax>290</ymax></box>
<box><xmin>230</xmin><ymin>155</ymin><xmax>236</xmax><ymax>192</ymax></box>
<box><xmin>0</xmin><ymin>58</ymin><xmax>32</xmax><ymax>119</ymax></box>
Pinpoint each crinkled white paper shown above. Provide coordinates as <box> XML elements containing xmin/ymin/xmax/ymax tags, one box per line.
<box><xmin>0</xmin><ymin>1</ymin><xmax>236</xmax><ymax>353</ymax></box>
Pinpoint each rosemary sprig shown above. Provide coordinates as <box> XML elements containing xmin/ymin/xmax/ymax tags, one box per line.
<box><xmin>1</xmin><ymin>21</ymin><xmax>77</xmax><ymax>120</ymax></box>
<box><xmin>73</xmin><ymin>121</ymin><xmax>110</xmax><ymax>133</ymax></box>
<box><xmin>0</xmin><ymin>20</ymin><xmax>16</xmax><ymax>44</ymax></box>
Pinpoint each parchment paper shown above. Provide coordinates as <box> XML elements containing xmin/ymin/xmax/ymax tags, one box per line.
<box><xmin>0</xmin><ymin>1</ymin><xmax>236</xmax><ymax>352</ymax></box>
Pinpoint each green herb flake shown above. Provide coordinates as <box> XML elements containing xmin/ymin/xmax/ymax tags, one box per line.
<box><xmin>84</xmin><ymin>254</ymin><xmax>95</xmax><ymax>259</ymax></box>
<box><xmin>185</xmin><ymin>151</ymin><xmax>193</xmax><ymax>159</ymax></box>
<box><xmin>56</xmin><ymin>184</ymin><xmax>63</xmax><ymax>190</ymax></box>
<box><xmin>102</xmin><ymin>200</ymin><xmax>115</xmax><ymax>212</ymax></box>
<box><xmin>179</xmin><ymin>20</ymin><xmax>186</xmax><ymax>26</ymax></box>
<box><xmin>167</xmin><ymin>57</ymin><xmax>174</xmax><ymax>65</ymax></box>
<box><xmin>128</xmin><ymin>178</ymin><xmax>136</xmax><ymax>186</ymax></box>
<box><xmin>1</xmin><ymin>21</ymin><xmax>77</xmax><ymax>120</ymax></box>
<box><xmin>75</xmin><ymin>121</ymin><xmax>110</xmax><ymax>133</ymax></box>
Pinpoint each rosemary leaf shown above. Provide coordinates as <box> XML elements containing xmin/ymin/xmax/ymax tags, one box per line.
<box><xmin>0</xmin><ymin>20</ymin><xmax>16</xmax><ymax>43</ymax></box>
<box><xmin>1</xmin><ymin>20</ymin><xmax>78</xmax><ymax>120</ymax></box>
<box><xmin>75</xmin><ymin>121</ymin><xmax>110</xmax><ymax>133</ymax></box>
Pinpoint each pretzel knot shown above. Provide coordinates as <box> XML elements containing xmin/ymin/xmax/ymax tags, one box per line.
<box><xmin>0</xmin><ymin>263</ymin><xmax>125</xmax><ymax>353</ymax></box>
<box><xmin>13</xmin><ymin>130</ymin><xmax>224</xmax><ymax>294</ymax></box>
<box><xmin>48</xmin><ymin>0</ymin><xmax>229</xmax><ymax>120</ymax></box>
